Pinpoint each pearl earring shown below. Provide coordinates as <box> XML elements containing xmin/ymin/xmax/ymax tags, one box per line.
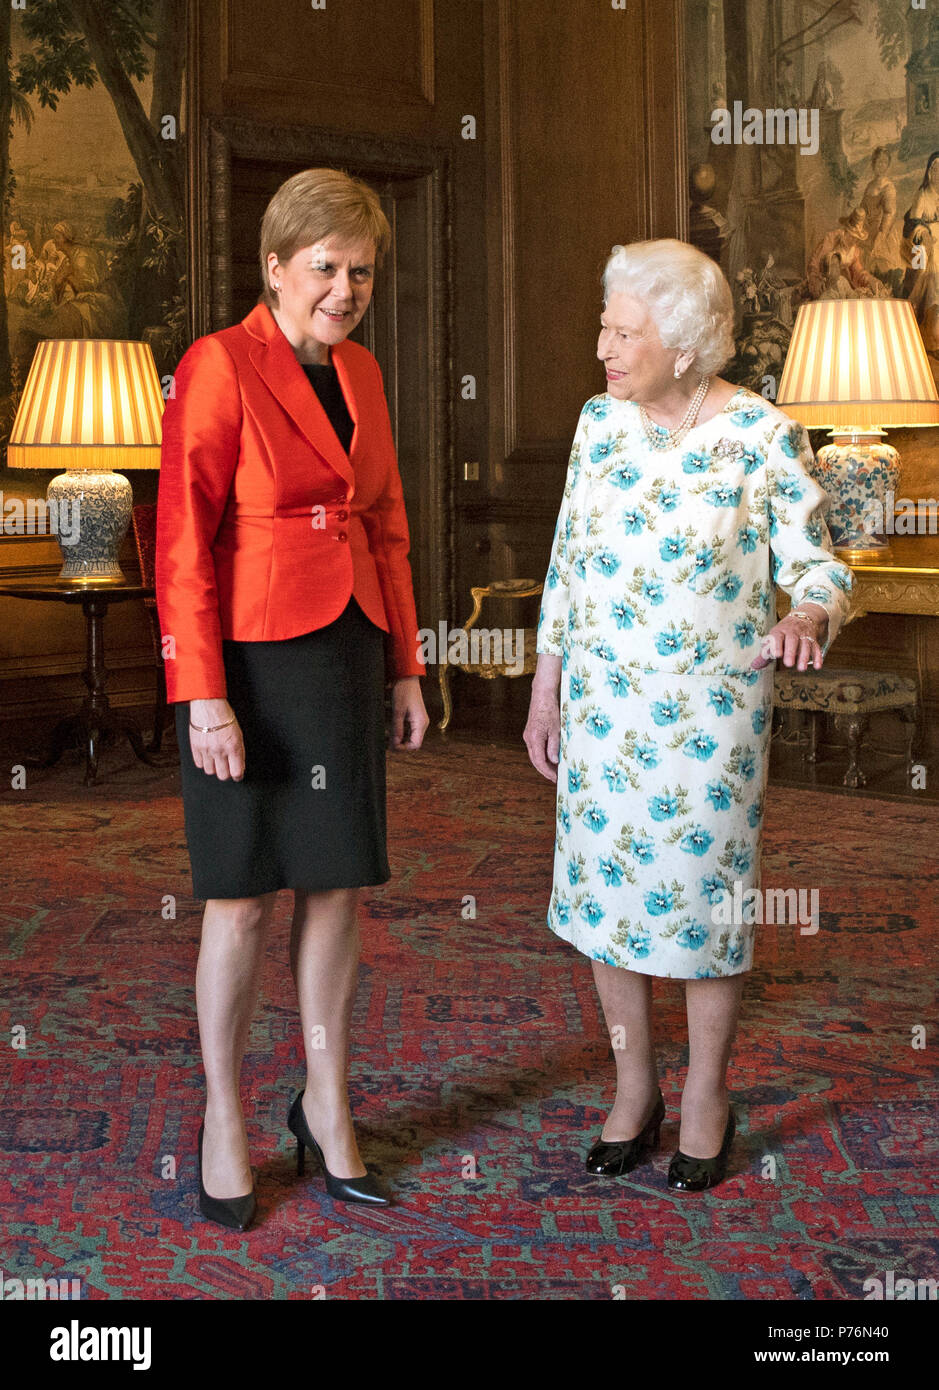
<box><xmin>674</xmin><ymin>366</ymin><xmax>683</xmax><ymax>379</ymax></box>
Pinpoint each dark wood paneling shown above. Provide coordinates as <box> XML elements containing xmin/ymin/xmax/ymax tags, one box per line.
<box><xmin>196</xmin><ymin>0</ymin><xmax>489</xmax><ymax>659</ymax></box>
<box><xmin>195</xmin><ymin>116</ymin><xmax>455</xmax><ymax>642</ymax></box>
<box><xmin>200</xmin><ymin>0</ymin><xmax>442</xmax><ymax>139</ymax></box>
<box><xmin>466</xmin><ymin>0</ymin><xmax>687</xmax><ymax>662</ymax></box>
<box><xmin>0</xmin><ymin>0</ymin><xmax>693</xmax><ymax>729</ymax></box>
<box><xmin>224</xmin><ymin>0</ymin><xmax>434</xmax><ymax>107</ymax></box>
<box><xmin>494</xmin><ymin>0</ymin><xmax>646</xmax><ymax>463</ymax></box>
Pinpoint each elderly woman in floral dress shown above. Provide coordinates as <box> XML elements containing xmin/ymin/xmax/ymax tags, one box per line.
<box><xmin>524</xmin><ymin>239</ymin><xmax>854</xmax><ymax>1191</ymax></box>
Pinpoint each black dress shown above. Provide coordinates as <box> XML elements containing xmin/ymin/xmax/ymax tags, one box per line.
<box><xmin>174</xmin><ymin>360</ymin><xmax>391</xmax><ymax>900</ymax></box>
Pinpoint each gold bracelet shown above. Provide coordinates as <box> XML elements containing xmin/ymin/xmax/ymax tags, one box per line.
<box><xmin>189</xmin><ymin>715</ymin><xmax>235</xmax><ymax>733</ymax></box>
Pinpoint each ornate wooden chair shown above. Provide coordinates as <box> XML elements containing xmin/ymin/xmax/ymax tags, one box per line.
<box><xmin>438</xmin><ymin>579</ymin><xmax>543</xmax><ymax>731</ymax></box>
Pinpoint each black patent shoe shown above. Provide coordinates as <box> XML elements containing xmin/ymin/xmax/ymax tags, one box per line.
<box><xmin>585</xmin><ymin>1089</ymin><xmax>666</xmax><ymax>1175</ymax></box>
<box><xmin>667</xmin><ymin>1106</ymin><xmax>736</xmax><ymax>1192</ymax></box>
<box><xmin>197</xmin><ymin>1121</ymin><xmax>257</xmax><ymax>1230</ymax></box>
<box><xmin>287</xmin><ymin>1091</ymin><xmax>390</xmax><ymax>1206</ymax></box>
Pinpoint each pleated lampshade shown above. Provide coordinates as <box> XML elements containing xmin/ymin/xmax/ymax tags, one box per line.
<box><xmin>6</xmin><ymin>338</ymin><xmax>164</xmax><ymax>470</ymax></box>
<box><xmin>5</xmin><ymin>339</ymin><xmax>164</xmax><ymax>582</ymax></box>
<box><xmin>777</xmin><ymin>299</ymin><xmax>939</xmax><ymax>430</ymax></box>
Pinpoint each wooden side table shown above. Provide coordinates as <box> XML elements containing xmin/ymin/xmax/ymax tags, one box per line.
<box><xmin>0</xmin><ymin>578</ymin><xmax>157</xmax><ymax>785</ymax></box>
<box><xmin>847</xmin><ymin>536</ymin><xmax>939</xmax><ymax>693</ymax></box>
<box><xmin>777</xmin><ymin>534</ymin><xmax>939</xmax><ymax>769</ymax></box>
<box><xmin>779</xmin><ymin>535</ymin><xmax>939</xmax><ymax>675</ymax></box>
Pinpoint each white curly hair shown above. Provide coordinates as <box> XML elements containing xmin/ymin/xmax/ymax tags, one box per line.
<box><xmin>602</xmin><ymin>239</ymin><xmax>736</xmax><ymax>376</ymax></box>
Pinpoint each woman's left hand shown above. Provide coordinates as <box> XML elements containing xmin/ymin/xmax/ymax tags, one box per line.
<box><xmin>750</xmin><ymin>602</ymin><xmax>829</xmax><ymax>673</ymax></box>
<box><xmin>390</xmin><ymin>676</ymin><xmax>430</xmax><ymax>751</ymax></box>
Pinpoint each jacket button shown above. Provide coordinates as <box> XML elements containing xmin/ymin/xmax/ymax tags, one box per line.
<box><xmin>336</xmin><ymin>509</ymin><xmax>349</xmax><ymax>521</ymax></box>
<box><xmin>338</xmin><ymin>530</ymin><xmax>348</xmax><ymax>542</ymax></box>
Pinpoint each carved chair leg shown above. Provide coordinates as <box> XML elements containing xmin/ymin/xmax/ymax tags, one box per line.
<box><xmin>899</xmin><ymin>704</ymin><xmax>918</xmax><ymax>775</ymax></box>
<box><xmin>805</xmin><ymin>711</ymin><xmax>816</xmax><ymax>789</ymax></box>
<box><xmin>838</xmin><ymin>712</ymin><xmax>868</xmax><ymax>789</ymax></box>
<box><xmin>438</xmin><ymin>662</ymin><xmax>453</xmax><ymax>732</ymax></box>
<box><xmin>776</xmin><ymin>706</ymin><xmax>799</xmax><ymax>746</ymax></box>
<box><xmin>787</xmin><ymin>707</ymin><xmax>800</xmax><ymax>745</ymax></box>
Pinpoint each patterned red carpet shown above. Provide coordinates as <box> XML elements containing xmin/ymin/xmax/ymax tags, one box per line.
<box><xmin>1</xmin><ymin>728</ymin><xmax>937</xmax><ymax>1299</ymax></box>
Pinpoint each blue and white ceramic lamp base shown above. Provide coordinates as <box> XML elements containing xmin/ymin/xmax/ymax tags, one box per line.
<box><xmin>810</xmin><ymin>433</ymin><xmax>900</xmax><ymax>562</ymax></box>
<box><xmin>47</xmin><ymin>470</ymin><xmax>132</xmax><ymax>583</ymax></box>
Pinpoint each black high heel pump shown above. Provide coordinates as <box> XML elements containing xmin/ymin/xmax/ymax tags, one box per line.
<box><xmin>287</xmin><ymin>1091</ymin><xmax>389</xmax><ymax>1206</ymax></box>
<box><xmin>585</xmin><ymin>1088</ymin><xmax>666</xmax><ymax>1175</ymax></box>
<box><xmin>197</xmin><ymin>1121</ymin><xmax>257</xmax><ymax>1230</ymax></box>
<box><xmin>667</xmin><ymin>1106</ymin><xmax>736</xmax><ymax>1191</ymax></box>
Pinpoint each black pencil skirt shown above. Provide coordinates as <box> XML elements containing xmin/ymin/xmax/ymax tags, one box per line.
<box><xmin>174</xmin><ymin>596</ymin><xmax>391</xmax><ymax>899</ymax></box>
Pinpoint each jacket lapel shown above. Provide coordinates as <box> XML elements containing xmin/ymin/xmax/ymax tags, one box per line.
<box><xmin>243</xmin><ymin>302</ymin><xmax>355</xmax><ymax>490</ymax></box>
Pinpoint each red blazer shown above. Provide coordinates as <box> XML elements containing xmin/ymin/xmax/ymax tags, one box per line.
<box><xmin>155</xmin><ymin>302</ymin><xmax>426</xmax><ymax>704</ymax></box>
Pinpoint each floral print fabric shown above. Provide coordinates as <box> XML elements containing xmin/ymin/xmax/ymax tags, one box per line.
<box><xmin>536</xmin><ymin>387</ymin><xmax>854</xmax><ymax>977</ymax></box>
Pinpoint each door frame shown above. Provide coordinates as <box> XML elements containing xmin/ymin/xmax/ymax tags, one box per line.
<box><xmin>188</xmin><ymin>112</ymin><xmax>455</xmax><ymax>648</ymax></box>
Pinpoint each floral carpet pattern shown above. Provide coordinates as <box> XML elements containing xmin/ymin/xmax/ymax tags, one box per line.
<box><xmin>0</xmin><ymin>731</ymin><xmax>936</xmax><ymax>1299</ymax></box>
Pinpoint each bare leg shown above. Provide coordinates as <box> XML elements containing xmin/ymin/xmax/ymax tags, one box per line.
<box><xmin>591</xmin><ymin>960</ymin><xmax>660</xmax><ymax>1140</ymax></box>
<box><xmin>197</xmin><ymin>892</ymin><xmax>278</xmax><ymax>1198</ymax></box>
<box><xmin>680</xmin><ymin>975</ymin><xmax>745</xmax><ymax>1157</ymax></box>
<box><xmin>289</xmin><ymin>887</ymin><xmax>366</xmax><ymax>1178</ymax></box>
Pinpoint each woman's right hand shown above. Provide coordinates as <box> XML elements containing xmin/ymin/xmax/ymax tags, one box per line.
<box><xmin>524</xmin><ymin>655</ymin><xmax>562</xmax><ymax>783</ymax></box>
<box><xmin>188</xmin><ymin>699</ymin><xmax>245</xmax><ymax>781</ymax></box>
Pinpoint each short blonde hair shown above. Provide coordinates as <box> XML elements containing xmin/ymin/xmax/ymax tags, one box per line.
<box><xmin>602</xmin><ymin>239</ymin><xmax>736</xmax><ymax>376</ymax></box>
<box><xmin>258</xmin><ymin>168</ymin><xmax>391</xmax><ymax>308</ymax></box>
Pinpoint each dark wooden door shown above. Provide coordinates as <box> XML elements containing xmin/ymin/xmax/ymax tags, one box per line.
<box><xmin>227</xmin><ymin>153</ymin><xmax>447</xmax><ymax>651</ymax></box>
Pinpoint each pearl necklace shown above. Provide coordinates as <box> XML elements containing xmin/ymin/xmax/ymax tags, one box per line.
<box><xmin>638</xmin><ymin>376</ymin><xmax>712</xmax><ymax>452</ymax></box>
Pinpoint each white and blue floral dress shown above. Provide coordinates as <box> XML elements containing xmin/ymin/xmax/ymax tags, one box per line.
<box><xmin>536</xmin><ymin>387</ymin><xmax>854</xmax><ymax>978</ymax></box>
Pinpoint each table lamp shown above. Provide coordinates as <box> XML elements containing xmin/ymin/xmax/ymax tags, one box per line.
<box><xmin>776</xmin><ymin>298</ymin><xmax>939</xmax><ymax>562</ymax></box>
<box><xmin>6</xmin><ymin>338</ymin><xmax>164</xmax><ymax>583</ymax></box>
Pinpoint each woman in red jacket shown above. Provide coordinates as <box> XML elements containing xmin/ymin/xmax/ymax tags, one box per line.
<box><xmin>155</xmin><ymin>168</ymin><xmax>429</xmax><ymax>1229</ymax></box>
